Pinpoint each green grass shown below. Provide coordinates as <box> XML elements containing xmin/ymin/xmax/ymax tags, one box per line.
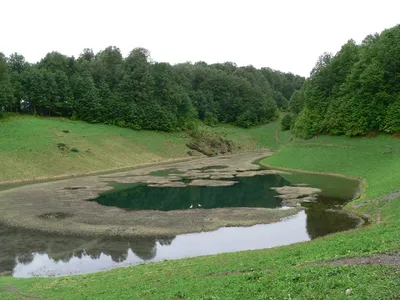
<box><xmin>1</xmin><ymin>116</ymin><xmax>400</xmax><ymax>299</ymax></box>
<box><xmin>212</xmin><ymin>120</ymin><xmax>291</xmax><ymax>151</ymax></box>
<box><xmin>0</xmin><ymin>115</ymin><xmax>191</xmax><ymax>183</ymax></box>
<box><xmin>1</xmin><ymin>265</ymin><xmax>399</xmax><ymax>299</ymax></box>
<box><xmin>0</xmin><ymin>116</ymin><xmax>281</xmax><ymax>183</ymax></box>
<box><xmin>262</xmin><ymin>134</ymin><xmax>400</xmax><ymax>202</ymax></box>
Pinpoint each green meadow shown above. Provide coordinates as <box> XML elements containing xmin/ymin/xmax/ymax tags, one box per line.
<box><xmin>0</xmin><ymin>116</ymin><xmax>399</xmax><ymax>299</ymax></box>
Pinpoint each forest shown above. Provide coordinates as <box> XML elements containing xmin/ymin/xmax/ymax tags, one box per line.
<box><xmin>288</xmin><ymin>24</ymin><xmax>400</xmax><ymax>138</ymax></box>
<box><xmin>2</xmin><ymin>25</ymin><xmax>397</xmax><ymax>136</ymax></box>
<box><xmin>0</xmin><ymin>48</ymin><xmax>303</xmax><ymax>131</ymax></box>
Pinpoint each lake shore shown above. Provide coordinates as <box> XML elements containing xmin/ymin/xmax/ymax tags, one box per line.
<box><xmin>0</xmin><ymin>150</ymin><xmax>305</xmax><ymax>237</ymax></box>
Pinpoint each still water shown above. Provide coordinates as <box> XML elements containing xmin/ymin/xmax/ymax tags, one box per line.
<box><xmin>93</xmin><ymin>170</ymin><xmax>359</xmax><ymax>211</ymax></box>
<box><xmin>93</xmin><ymin>175</ymin><xmax>288</xmax><ymax>210</ymax></box>
<box><xmin>0</xmin><ymin>171</ymin><xmax>360</xmax><ymax>278</ymax></box>
<box><xmin>1</xmin><ymin>209</ymin><xmax>359</xmax><ymax>278</ymax></box>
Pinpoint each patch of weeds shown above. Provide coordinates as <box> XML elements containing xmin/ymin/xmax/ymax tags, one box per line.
<box><xmin>70</xmin><ymin>148</ymin><xmax>80</xmax><ymax>153</ymax></box>
<box><xmin>187</xmin><ymin>150</ymin><xmax>202</xmax><ymax>156</ymax></box>
<box><xmin>62</xmin><ymin>130</ymin><xmax>70</xmax><ymax>134</ymax></box>
<box><xmin>244</xmin><ymin>271</ymin><xmax>263</xmax><ymax>281</ymax></box>
<box><xmin>57</xmin><ymin>143</ymin><xmax>69</xmax><ymax>151</ymax></box>
<box><xmin>172</xmin><ymin>291</ymin><xmax>185</xmax><ymax>299</ymax></box>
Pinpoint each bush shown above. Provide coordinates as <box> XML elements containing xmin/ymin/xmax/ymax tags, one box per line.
<box><xmin>186</xmin><ymin>129</ymin><xmax>236</xmax><ymax>156</ymax></box>
<box><xmin>382</xmin><ymin>96</ymin><xmax>400</xmax><ymax>133</ymax></box>
<box><xmin>292</xmin><ymin>108</ymin><xmax>324</xmax><ymax>139</ymax></box>
<box><xmin>57</xmin><ymin>143</ymin><xmax>68</xmax><ymax>151</ymax></box>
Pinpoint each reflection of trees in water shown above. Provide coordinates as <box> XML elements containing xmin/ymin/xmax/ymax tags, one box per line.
<box><xmin>305</xmin><ymin>207</ymin><xmax>360</xmax><ymax>240</ymax></box>
<box><xmin>0</xmin><ymin>225</ymin><xmax>175</xmax><ymax>273</ymax></box>
<box><xmin>15</xmin><ymin>253</ymin><xmax>35</xmax><ymax>265</ymax></box>
<box><xmin>158</xmin><ymin>237</ymin><xmax>174</xmax><ymax>246</ymax></box>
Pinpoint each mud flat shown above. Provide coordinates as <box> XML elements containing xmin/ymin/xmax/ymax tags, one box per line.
<box><xmin>0</xmin><ymin>150</ymin><xmax>300</xmax><ymax>237</ymax></box>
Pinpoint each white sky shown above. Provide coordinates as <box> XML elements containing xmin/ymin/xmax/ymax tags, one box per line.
<box><xmin>1</xmin><ymin>0</ymin><xmax>399</xmax><ymax>77</ymax></box>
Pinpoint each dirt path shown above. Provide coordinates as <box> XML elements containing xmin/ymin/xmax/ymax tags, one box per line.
<box><xmin>377</xmin><ymin>208</ymin><xmax>382</xmax><ymax>224</ymax></box>
<box><xmin>207</xmin><ymin>253</ymin><xmax>400</xmax><ymax>278</ymax></box>
<box><xmin>274</xmin><ymin>129</ymin><xmax>282</xmax><ymax>143</ymax></box>
<box><xmin>318</xmin><ymin>253</ymin><xmax>400</xmax><ymax>267</ymax></box>
<box><xmin>353</xmin><ymin>190</ymin><xmax>399</xmax><ymax>223</ymax></box>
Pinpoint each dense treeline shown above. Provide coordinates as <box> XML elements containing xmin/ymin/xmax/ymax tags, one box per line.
<box><xmin>0</xmin><ymin>48</ymin><xmax>304</xmax><ymax>131</ymax></box>
<box><xmin>289</xmin><ymin>24</ymin><xmax>400</xmax><ymax>138</ymax></box>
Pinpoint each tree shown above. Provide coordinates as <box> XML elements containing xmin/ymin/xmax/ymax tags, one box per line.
<box><xmin>0</xmin><ymin>44</ymin><xmax>306</xmax><ymax>131</ymax></box>
<box><xmin>281</xmin><ymin>114</ymin><xmax>293</xmax><ymax>131</ymax></box>
<box><xmin>292</xmin><ymin>24</ymin><xmax>400</xmax><ymax>138</ymax></box>
<box><xmin>70</xmin><ymin>72</ymin><xmax>101</xmax><ymax>122</ymax></box>
<box><xmin>0</xmin><ymin>54</ymin><xmax>14</xmax><ymax>115</ymax></box>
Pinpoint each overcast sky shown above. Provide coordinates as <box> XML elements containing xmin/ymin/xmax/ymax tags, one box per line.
<box><xmin>1</xmin><ymin>0</ymin><xmax>399</xmax><ymax>77</ymax></box>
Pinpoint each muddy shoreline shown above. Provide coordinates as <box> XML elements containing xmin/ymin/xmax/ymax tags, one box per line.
<box><xmin>0</xmin><ymin>150</ymin><xmax>305</xmax><ymax>237</ymax></box>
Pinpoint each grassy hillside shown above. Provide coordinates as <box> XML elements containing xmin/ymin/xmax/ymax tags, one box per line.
<box><xmin>0</xmin><ymin>116</ymin><xmax>288</xmax><ymax>183</ymax></box>
<box><xmin>0</xmin><ymin>115</ymin><xmax>284</xmax><ymax>184</ymax></box>
<box><xmin>0</xmin><ymin>116</ymin><xmax>188</xmax><ymax>183</ymax></box>
<box><xmin>0</xmin><ymin>116</ymin><xmax>399</xmax><ymax>299</ymax></box>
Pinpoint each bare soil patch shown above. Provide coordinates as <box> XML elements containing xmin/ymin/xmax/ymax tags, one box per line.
<box><xmin>392</xmin><ymin>132</ymin><xmax>400</xmax><ymax>139</ymax></box>
<box><xmin>318</xmin><ymin>253</ymin><xmax>400</xmax><ymax>267</ymax></box>
<box><xmin>366</xmin><ymin>131</ymin><xmax>380</xmax><ymax>138</ymax></box>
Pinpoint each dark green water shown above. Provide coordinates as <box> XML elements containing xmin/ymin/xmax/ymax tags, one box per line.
<box><xmin>93</xmin><ymin>170</ymin><xmax>359</xmax><ymax>211</ymax></box>
<box><xmin>94</xmin><ymin>175</ymin><xmax>288</xmax><ymax>211</ymax></box>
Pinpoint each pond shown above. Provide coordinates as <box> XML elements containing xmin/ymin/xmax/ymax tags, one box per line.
<box><xmin>0</xmin><ymin>168</ymin><xmax>361</xmax><ymax>278</ymax></box>
<box><xmin>93</xmin><ymin>175</ymin><xmax>287</xmax><ymax>211</ymax></box>
<box><xmin>92</xmin><ymin>166</ymin><xmax>359</xmax><ymax>211</ymax></box>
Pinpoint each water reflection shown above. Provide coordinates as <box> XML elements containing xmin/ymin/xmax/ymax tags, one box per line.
<box><xmin>1</xmin><ymin>208</ymin><xmax>360</xmax><ymax>278</ymax></box>
<box><xmin>306</xmin><ymin>205</ymin><xmax>360</xmax><ymax>239</ymax></box>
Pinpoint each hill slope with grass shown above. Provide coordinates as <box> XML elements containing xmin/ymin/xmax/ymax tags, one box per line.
<box><xmin>0</xmin><ymin>116</ymin><xmax>190</xmax><ymax>184</ymax></box>
<box><xmin>0</xmin><ymin>115</ymin><xmax>284</xmax><ymax>184</ymax></box>
<box><xmin>0</xmin><ymin>116</ymin><xmax>399</xmax><ymax>299</ymax></box>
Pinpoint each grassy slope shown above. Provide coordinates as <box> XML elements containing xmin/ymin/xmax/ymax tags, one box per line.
<box><xmin>0</xmin><ymin>116</ymin><xmax>283</xmax><ymax>184</ymax></box>
<box><xmin>0</xmin><ymin>116</ymin><xmax>189</xmax><ymax>183</ymax></box>
<box><xmin>0</xmin><ymin>117</ymin><xmax>400</xmax><ymax>299</ymax></box>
